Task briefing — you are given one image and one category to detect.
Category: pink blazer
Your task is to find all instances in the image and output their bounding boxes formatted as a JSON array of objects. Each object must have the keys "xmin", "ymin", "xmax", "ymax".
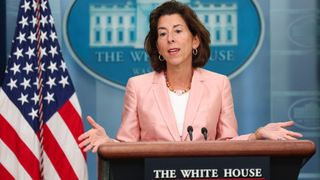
[{"xmin": 116, "ymin": 68, "xmax": 244, "ymax": 142}]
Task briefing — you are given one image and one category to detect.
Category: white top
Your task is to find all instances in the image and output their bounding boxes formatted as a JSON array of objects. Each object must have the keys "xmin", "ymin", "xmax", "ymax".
[{"xmin": 168, "ymin": 90, "xmax": 190, "ymax": 136}]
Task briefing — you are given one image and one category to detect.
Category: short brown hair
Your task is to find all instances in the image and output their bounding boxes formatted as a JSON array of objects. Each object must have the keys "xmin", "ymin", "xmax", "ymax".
[{"xmin": 144, "ymin": 0, "xmax": 211, "ymax": 72}]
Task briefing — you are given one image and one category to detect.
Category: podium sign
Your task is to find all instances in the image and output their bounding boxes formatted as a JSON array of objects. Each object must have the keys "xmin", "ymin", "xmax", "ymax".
[
  {"xmin": 145, "ymin": 157, "xmax": 269, "ymax": 179},
  {"xmin": 98, "ymin": 141, "xmax": 315, "ymax": 180}
]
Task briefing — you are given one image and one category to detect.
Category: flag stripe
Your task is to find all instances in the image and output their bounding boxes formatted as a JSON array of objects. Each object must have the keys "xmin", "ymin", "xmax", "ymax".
[
  {"xmin": 59, "ymin": 98, "xmax": 86, "ymax": 159},
  {"xmin": 0, "ymin": 139, "xmax": 32, "ymax": 180},
  {"xmin": 0, "ymin": 115, "xmax": 40, "ymax": 180},
  {"xmin": 0, "ymin": 93, "xmax": 40, "ymax": 157},
  {"xmin": 43, "ymin": 124, "xmax": 78, "ymax": 179},
  {"xmin": 0, "ymin": 0, "xmax": 87, "ymax": 178},
  {"xmin": 59, "ymin": 99, "xmax": 83, "ymax": 141},
  {"xmin": 47, "ymin": 112, "xmax": 88, "ymax": 178},
  {"xmin": 0, "ymin": 163, "xmax": 15, "ymax": 180},
  {"xmin": 43, "ymin": 152, "xmax": 60, "ymax": 179},
  {"xmin": 70, "ymin": 93, "xmax": 81, "ymax": 116}
]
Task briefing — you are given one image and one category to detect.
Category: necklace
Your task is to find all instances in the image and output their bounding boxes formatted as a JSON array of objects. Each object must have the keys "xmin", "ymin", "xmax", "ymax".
[{"xmin": 165, "ymin": 72, "xmax": 191, "ymax": 96}]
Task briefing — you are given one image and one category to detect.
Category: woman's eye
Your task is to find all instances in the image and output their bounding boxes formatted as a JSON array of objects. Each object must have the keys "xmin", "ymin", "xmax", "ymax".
[
  {"xmin": 159, "ymin": 32, "xmax": 166, "ymax": 37},
  {"xmin": 175, "ymin": 29, "xmax": 182, "ymax": 33}
]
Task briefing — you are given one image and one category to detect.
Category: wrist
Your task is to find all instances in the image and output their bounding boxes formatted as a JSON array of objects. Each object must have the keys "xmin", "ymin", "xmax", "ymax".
[
  {"xmin": 248, "ymin": 133, "xmax": 256, "ymax": 140},
  {"xmin": 254, "ymin": 127, "xmax": 263, "ymax": 140}
]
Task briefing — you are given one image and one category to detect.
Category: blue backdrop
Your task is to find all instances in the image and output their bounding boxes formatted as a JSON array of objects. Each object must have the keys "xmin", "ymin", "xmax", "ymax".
[{"xmin": 4, "ymin": 0, "xmax": 319, "ymax": 179}]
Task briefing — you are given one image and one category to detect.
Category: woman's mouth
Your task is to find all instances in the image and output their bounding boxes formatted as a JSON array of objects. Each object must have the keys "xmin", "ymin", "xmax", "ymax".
[{"xmin": 168, "ymin": 48, "xmax": 180, "ymax": 55}]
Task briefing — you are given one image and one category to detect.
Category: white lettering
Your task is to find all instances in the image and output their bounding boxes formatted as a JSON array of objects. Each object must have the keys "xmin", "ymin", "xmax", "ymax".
[
  {"xmin": 132, "ymin": 68, "xmax": 152, "ymax": 75},
  {"xmin": 255, "ymin": 169, "xmax": 262, "ymax": 177},
  {"xmin": 153, "ymin": 170, "xmax": 161, "ymax": 179},
  {"xmin": 224, "ymin": 168, "xmax": 263, "ymax": 178},
  {"xmin": 130, "ymin": 51, "xmax": 149, "ymax": 62},
  {"xmin": 191, "ymin": 169, "xmax": 200, "ymax": 178},
  {"xmin": 233, "ymin": 169, "xmax": 241, "ymax": 177},
  {"xmin": 153, "ymin": 170, "xmax": 176, "ymax": 179},
  {"xmin": 95, "ymin": 51, "xmax": 124, "ymax": 63},
  {"xmin": 224, "ymin": 169, "xmax": 233, "ymax": 177},
  {"xmin": 209, "ymin": 50, "xmax": 235, "ymax": 61},
  {"xmin": 180, "ymin": 169, "xmax": 192, "ymax": 178},
  {"xmin": 211, "ymin": 169, "xmax": 219, "ymax": 178},
  {"xmin": 180, "ymin": 169, "xmax": 219, "ymax": 178}
]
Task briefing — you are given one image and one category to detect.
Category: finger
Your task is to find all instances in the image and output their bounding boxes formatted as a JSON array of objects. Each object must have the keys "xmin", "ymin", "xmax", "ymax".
[
  {"xmin": 284, "ymin": 135, "xmax": 297, "ymax": 140},
  {"xmin": 92, "ymin": 145, "xmax": 99, "ymax": 153},
  {"xmin": 79, "ymin": 138, "xmax": 91, "ymax": 148},
  {"xmin": 286, "ymin": 130, "xmax": 303, "ymax": 138},
  {"xmin": 87, "ymin": 116, "xmax": 102, "ymax": 129},
  {"xmin": 78, "ymin": 131, "xmax": 90, "ymax": 141},
  {"xmin": 278, "ymin": 120, "xmax": 295, "ymax": 128},
  {"xmin": 83, "ymin": 144, "xmax": 93, "ymax": 152}
]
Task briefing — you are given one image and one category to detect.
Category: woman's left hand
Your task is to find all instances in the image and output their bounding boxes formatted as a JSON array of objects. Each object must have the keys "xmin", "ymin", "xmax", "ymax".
[{"xmin": 254, "ymin": 121, "xmax": 303, "ymax": 140}]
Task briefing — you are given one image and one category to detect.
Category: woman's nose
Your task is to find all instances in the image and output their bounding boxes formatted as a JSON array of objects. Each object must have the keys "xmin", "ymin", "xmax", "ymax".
[{"xmin": 167, "ymin": 32, "xmax": 175, "ymax": 43}]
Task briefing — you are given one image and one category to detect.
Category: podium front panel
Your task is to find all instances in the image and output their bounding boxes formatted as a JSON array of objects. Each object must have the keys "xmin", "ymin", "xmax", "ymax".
[{"xmin": 145, "ymin": 156, "xmax": 269, "ymax": 180}]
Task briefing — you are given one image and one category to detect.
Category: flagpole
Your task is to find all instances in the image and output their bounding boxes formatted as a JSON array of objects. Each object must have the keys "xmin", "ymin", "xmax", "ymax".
[
  {"xmin": 0, "ymin": 0, "xmax": 5, "ymax": 85},
  {"xmin": 36, "ymin": 0, "xmax": 45, "ymax": 179}
]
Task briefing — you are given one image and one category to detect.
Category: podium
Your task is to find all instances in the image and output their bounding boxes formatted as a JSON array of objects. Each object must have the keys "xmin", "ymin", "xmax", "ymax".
[{"xmin": 98, "ymin": 140, "xmax": 315, "ymax": 180}]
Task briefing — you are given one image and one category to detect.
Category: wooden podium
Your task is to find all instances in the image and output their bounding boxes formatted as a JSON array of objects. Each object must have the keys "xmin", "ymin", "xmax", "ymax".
[{"xmin": 98, "ymin": 140, "xmax": 315, "ymax": 180}]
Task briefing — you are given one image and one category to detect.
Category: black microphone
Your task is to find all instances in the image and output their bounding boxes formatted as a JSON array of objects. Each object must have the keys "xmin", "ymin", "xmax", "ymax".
[
  {"xmin": 187, "ymin": 126, "xmax": 193, "ymax": 141},
  {"xmin": 201, "ymin": 127, "xmax": 208, "ymax": 141}
]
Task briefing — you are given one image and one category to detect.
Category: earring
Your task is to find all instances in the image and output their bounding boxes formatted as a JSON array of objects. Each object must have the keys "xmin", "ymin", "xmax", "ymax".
[
  {"xmin": 159, "ymin": 54, "xmax": 165, "ymax": 61},
  {"xmin": 192, "ymin": 48, "xmax": 198, "ymax": 56}
]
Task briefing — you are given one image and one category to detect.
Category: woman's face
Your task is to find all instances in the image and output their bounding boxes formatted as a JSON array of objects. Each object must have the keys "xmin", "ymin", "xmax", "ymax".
[{"xmin": 156, "ymin": 14, "xmax": 199, "ymax": 69}]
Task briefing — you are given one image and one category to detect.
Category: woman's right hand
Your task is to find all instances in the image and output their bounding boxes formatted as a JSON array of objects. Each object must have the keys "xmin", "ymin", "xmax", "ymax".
[{"xmin": 78, "ymin": 116, "xmax": 111, "ymax": 153}]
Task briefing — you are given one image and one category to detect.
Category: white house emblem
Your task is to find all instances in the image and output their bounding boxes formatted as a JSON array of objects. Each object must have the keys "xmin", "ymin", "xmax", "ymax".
[{"xmin": 64, "ymin": 0, "xmax": 264, "ymax": 89}]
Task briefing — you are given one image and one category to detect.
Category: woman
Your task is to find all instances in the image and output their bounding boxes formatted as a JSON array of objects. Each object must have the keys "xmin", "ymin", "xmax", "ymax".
[{"xmin": 79, "ymin": 0, "xmax": 302, "ymax": 153}]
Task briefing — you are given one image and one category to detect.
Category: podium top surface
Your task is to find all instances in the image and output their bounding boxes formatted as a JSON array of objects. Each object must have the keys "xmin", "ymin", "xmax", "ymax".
[{"xmin": 98, "ymin": 140, "xmax": 315, "ymax": 159}]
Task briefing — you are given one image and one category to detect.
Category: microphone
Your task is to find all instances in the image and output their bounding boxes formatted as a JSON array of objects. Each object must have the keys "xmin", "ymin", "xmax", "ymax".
[
  {"xmin": 187, "ymin": 126, "xmax": 193, "ymax": 141},
  {"xmin": 201, "ymin": 127, "xmax": 208, "ymax": 141}
]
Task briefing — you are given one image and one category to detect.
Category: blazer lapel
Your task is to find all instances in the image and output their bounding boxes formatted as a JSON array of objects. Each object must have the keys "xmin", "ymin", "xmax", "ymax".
[
  {"xmin": 182, "ymin": 69, "xmax": 204, "ymax": 141},
  {"xmin": 152, "ymin": 72, "xmax": 181, "ymax": 141}
]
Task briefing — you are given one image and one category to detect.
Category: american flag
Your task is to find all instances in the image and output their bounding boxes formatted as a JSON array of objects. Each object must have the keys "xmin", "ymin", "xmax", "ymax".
[{"xmin": 0, "ymin": 0, "xmax": 88, "ymax": 179}]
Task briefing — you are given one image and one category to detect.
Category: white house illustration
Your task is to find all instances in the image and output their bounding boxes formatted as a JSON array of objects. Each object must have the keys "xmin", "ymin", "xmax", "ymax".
[
  {"xmin": 293, "ymin": 102, "xmax": 320, "ymax": 119},
  {"xmin": 89, "ymin": 0, "xmax": 238, "ymax": 48}
]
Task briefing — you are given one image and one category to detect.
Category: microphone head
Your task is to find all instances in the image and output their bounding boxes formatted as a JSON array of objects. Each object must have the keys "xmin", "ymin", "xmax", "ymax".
[
  {"xmin": 201, "ymin": 127, "xmax": 208, "ymax": 141},
  {"xmin": 201, "ymin": 127, "xmax": 208, "ymax": 134}
]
